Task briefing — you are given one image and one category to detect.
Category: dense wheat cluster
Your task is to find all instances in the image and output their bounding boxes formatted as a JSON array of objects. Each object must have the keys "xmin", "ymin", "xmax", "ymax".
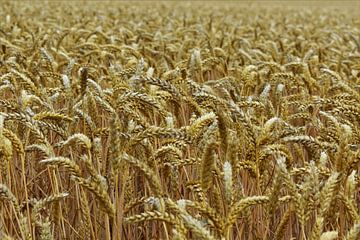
[{"xmin": 0, "ymin": 1, "xmax": 359, "ymax": 239}]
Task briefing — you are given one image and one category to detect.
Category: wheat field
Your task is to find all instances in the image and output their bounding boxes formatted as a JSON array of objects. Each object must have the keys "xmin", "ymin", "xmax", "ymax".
[{"xmin": 0, "ymin": 1, "xmax": 359, "ymax": 239}]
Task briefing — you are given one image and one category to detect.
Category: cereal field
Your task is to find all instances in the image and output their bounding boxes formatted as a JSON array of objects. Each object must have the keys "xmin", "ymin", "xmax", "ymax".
[{"xmin": 0, "ymin": 1, "xmax": 359, "ymax": 239}]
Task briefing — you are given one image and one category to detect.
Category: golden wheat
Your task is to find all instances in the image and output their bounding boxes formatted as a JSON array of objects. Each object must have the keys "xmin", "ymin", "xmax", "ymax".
[{"xmin": 0, "ymin": 1, "xmax": 359, "ymax": 239}]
